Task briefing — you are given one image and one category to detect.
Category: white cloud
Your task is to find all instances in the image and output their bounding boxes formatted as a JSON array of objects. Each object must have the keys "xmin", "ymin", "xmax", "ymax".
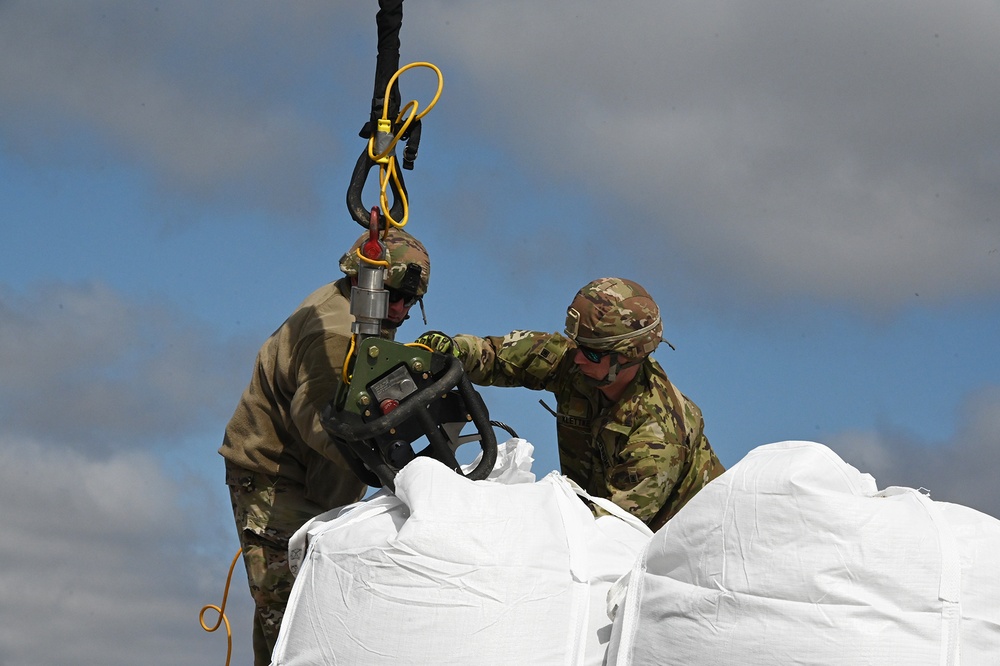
[
  {"xmin": 4, "ymin": 1, "xmax": 998, "ymax": 307},
  {"xmin": 828, "ymin": 384, "xmax": 1000, "ymax": 519},
  {"xmin": 0, "ymin": 281, "xmax": 252, "ymax": 453},
  {"xmin": 0, "ymin": 437, "xmax": 254, "ymax": 666},
  {"xmin": 0, "ymin": 279, "xmax": 259, "ymax": 663},
  {"xmin": 409, "ymin": 1, "xmax": 1000, "ymax": 309},
  {"xmin": 0, "ymin": 1, "xmax": 370, "ymax": 219}
]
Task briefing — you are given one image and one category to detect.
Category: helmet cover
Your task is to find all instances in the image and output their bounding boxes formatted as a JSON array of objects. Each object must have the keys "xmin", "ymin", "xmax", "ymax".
[
  {"xmin": 564, "ymin": 277, "xmax": 662, "ymax": 359},
  {"xmin": 339, "ymin": 227, "xmax": 430, "ymax": 296}
]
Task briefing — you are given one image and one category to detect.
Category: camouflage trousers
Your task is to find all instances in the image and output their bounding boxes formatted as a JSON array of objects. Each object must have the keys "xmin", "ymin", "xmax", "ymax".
[{"xmin": 226, "ymin": 462, "xmax": 326, "ymax": 666}]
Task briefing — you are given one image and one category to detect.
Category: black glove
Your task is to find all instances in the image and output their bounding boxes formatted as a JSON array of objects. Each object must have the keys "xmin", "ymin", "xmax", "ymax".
[{"xmin": 414, "ymin": 330, "xmax": 461, "ymax": 358}]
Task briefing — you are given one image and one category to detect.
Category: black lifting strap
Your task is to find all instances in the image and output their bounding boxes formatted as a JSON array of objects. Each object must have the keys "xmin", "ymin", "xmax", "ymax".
[
  {"xmin": 364, "ymin": 0, "xmax": 403, "ymax": 137},
  {"xmin": 347, "ymin": 0, "xmax": 411, "ymax": 228},
  {"xmin": 370, "ymin": 0, "xmax": 421, "ymax": 169}
]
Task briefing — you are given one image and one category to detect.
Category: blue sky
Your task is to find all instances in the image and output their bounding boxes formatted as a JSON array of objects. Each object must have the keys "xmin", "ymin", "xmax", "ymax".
[{"xmin": 2, "ymin": 2, "xmax": 999, "ymax": 664}]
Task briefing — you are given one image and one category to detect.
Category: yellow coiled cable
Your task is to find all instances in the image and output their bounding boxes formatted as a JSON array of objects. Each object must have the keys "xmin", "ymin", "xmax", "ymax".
[
  {"xmin": 199, "ymin": 547, "xmax": 243, "ymax": 666},
  {"xmin": 367, "ymin": 61, "xmax": 444, "ymax": 229}
]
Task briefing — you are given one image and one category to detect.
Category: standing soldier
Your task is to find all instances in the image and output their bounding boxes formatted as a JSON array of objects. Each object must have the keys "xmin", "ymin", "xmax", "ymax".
[
  {"xmin": 417, "ymin": 277, "xmax": 723, "ymax": 530},
  {"xmin": 220, "ymin": 227, "xmax": 431, "ymax": 666}
]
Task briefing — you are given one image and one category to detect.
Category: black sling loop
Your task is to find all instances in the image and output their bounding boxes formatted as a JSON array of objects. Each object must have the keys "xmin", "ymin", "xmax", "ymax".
[{"xmin": 347, "ymin": 0, "xmax": 419, "ymax": 229}]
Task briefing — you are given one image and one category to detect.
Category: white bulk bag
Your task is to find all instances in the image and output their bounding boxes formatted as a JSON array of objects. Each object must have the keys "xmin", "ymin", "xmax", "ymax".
[
  {"xmin": 607, "ymin": 440, "xmax": 1000, "ymax": 666},
  {"xmin": 272, "ymin": 439, "xmax": 653, "ymax": 666}
]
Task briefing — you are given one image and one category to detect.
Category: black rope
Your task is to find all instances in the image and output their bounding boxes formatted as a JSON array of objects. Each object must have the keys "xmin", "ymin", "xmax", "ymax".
[
  {"xmin": 362, "ymin": 0, "xmax": 404, "ymax": 138},
  {"xmin": 347, "ymin": 0, "xmax": 408, "ymax": 228}
]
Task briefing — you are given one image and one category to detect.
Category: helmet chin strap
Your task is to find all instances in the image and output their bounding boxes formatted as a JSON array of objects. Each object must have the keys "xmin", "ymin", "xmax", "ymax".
[
  {"xmin": 581, "ymin": 364, "xmax": 617, "ymax": 388},
  {"xmin": 605, "ymin": 356, "xmax": 621, "ymax": 383}
]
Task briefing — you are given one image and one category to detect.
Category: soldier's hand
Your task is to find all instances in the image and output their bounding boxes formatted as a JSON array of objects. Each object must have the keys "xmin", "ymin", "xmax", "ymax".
[{"xmin": 414, "ymin": 330, "xmax": 461, "ymax": 358}]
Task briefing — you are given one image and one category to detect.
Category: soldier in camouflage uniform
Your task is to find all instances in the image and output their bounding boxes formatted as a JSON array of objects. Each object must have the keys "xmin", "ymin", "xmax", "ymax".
[
  {"xmin": 417, "ymin": 277, "xmax": 724, "ymax": 531},
  {"xmin": 219, "ymin": 227, "xmax": 431, "ymax": 666}
]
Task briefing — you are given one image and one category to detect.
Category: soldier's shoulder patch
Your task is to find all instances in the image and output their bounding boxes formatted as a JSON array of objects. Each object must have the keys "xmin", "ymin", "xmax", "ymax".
[{"xmin": 537, "ymin": 333, "xmax": 571, "ymax": 363}]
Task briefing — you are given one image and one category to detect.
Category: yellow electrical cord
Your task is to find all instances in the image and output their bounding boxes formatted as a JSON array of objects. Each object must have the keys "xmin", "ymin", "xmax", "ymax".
[
  {"xmin": 367, "ymin": 61, "xmax": 444, "ymax": 229},
  {"xmin": 354, "ymin": 246, "xmax": 391, "ymax": 269},
  {"xmin": 342, "ymin": 333, "xmax": 358, "ymax": 384},
  {"xmin": 200, "ymin": 547, "xmax": 244, "ymax": 666}
]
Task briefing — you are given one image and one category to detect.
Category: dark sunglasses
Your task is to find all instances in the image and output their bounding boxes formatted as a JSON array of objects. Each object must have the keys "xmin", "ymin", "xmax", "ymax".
[
  {"xmin": 578, "ymin": 346, "xmax": 610, "ymax": 363},
  {"xmin": 387, "ymin": 288, "xmax": 419, "ymax": 308}
]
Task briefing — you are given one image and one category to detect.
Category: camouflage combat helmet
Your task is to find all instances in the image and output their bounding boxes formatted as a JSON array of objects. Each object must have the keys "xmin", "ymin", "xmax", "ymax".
[
  {"xmin": 339, "ymin": 227, "xmax": 430, "ymax": 296},
  {"xmin": 565, "ymin": 277, "xmax": 662, "ymax": 360}
]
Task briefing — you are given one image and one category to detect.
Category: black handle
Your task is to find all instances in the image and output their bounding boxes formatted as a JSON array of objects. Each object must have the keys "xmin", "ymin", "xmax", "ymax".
[{"xmin": 323, "ymin": 354, "xmax": 498, "ymax": 490}]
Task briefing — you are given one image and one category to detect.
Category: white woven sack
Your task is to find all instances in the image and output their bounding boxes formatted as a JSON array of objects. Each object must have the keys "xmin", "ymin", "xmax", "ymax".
[
  {"xmin": 272, "ymin": 439, "xmax": 652, "ymax": 666},
  {"xmin": 607, "ymin": 440, "xmax": 1000, "ymax": 666}
]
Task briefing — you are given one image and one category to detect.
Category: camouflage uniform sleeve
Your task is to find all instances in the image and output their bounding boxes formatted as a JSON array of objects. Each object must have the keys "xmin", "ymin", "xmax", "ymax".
[{"xmin": 452, "ymin": 331, "xmax": 571, "ymax": 392}]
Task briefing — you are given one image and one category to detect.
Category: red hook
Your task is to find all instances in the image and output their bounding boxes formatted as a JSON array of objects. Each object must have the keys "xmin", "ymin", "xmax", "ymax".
[{"xmin": 362, "ymin": 206, "xmax": 385, "ymax": 260}]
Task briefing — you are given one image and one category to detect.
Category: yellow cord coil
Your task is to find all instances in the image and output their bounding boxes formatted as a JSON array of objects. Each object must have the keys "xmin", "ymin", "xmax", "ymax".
[
  {"xmin": 342, "ymin": 333, "xmax": 358, "ymax": 384},
  {"xmin": 199, "ymin": 547, "xmax": 244, "ymax": 666},
  {"xmin": 367, "ymin": 61, "xmax": 443, "ymax": 229}
]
